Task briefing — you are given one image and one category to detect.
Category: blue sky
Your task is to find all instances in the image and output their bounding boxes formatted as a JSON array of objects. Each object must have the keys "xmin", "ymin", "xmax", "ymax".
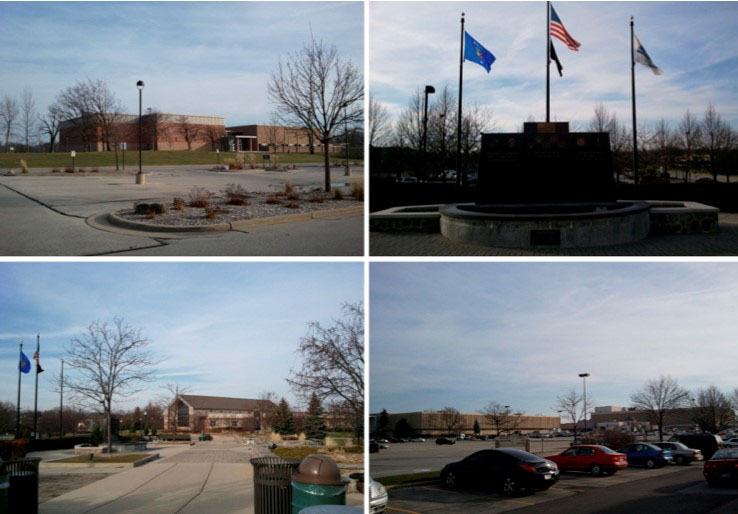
[
  {"xmin": 0, "ymin": 262, "xmax": 363, "ymax": 413},
  {"xmin": 370, "ymin": 263, "xmax": 738, "ymax": 417},
  {"xmin": 0, "ymin": 1, "xmax": 363, "ymax": 127},
  {"xmin": 370, "ymin": 1, "xmax": 738, "ymax": 133}
]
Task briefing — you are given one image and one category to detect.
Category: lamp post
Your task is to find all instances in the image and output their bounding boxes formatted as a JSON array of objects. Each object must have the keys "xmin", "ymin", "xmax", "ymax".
[
  {"xmin": 342, "ymin": 101, "xmax": 350, "ymax": 176},
  {"xmin": 422, "ymin": 85, "xmax": 435, "ymax": 182},
  {"xmin": 579, "ymin": 373, "xmax": 590, "ymax": 433},
  {"xmin": 136, "ymin": 80, "xmax": 144, "ymax": 178}
]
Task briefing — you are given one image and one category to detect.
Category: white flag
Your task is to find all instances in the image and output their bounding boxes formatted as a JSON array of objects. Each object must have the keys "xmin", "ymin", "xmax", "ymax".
[{"xmin": 633, "ymin": 33, "xmax": 663, "ymax": 75}]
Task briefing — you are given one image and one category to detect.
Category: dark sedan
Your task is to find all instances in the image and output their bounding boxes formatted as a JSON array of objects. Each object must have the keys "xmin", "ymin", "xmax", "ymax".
[
  {"xmin": 441, "ymin": 448, "xmax": 559, "ymax": 496},
  {"xmin": 704, "ymin": 448, "xmax": 738, "ymax": 486},
  {"xmin": 435, "ymin": 437, "xmax": 455, "ymax": 445}
]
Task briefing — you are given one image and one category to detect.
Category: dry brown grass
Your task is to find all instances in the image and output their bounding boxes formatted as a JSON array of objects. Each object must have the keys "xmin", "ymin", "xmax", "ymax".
[
  {"xmin": 351, "ymin": 179, "xmax": 364, "ymax": 201},
  {"xmin": 172, "ymin": 198, "xmax": 186, "ymax": 211},
  {"xmin": 265, "ymin": 196, "xmax": 282, "ymax": 205},
  {"xmin": 333, "ymin": 188, "xmax": 344, "ymax": 200}
]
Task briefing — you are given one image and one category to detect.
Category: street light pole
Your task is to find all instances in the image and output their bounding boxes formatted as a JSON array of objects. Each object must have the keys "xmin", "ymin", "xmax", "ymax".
[
  {"xmin": 342, "ymin": 101, "xmax": 350, "ymax": 176},
  {"xmin": 59, "ymin": 359, "xmax": 64, "ymax": 437},
  {"xmin": 579, "ymin": 373, "xmax": 590, "ymax": 433},
  {"xmin": 136, "ymin": 81, "xmax": 144, "ymax": 176},
  {"xmin": 422, "ymin": 85, "xmax": 435, "ymax": 182}
]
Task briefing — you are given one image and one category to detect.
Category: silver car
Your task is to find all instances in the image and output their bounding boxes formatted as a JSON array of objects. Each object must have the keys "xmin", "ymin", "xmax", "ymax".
[
  {"xmin": 652, "ymin": 441, "xmax": 703, "ymax": 465},
  {"xmin": 369, "ymin": 476, "xmax": 388, "ymax": 513}
]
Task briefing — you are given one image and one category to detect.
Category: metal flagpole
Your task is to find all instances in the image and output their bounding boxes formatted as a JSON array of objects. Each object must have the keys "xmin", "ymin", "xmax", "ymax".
[
  {"xmin": 16, "ymin": 342, "xmax": 23, "ymax": 439},
  {"xmin": 60, "ymin": 359, "xmax": 64, "ymax": 437},
  {"xmin": 546, "ymin": 1, "xmax": 551, "ymax": 122},
  {"xmin": 456, "ymin": 12, "xmax": 465, "ymax": 187},
  {"xmin": 630, "ymin": 16, "xmax": 639, "ymax": 190},
  {"xmin": 33, "ymin": 334, "xmax": 40, "ymax": 439}
]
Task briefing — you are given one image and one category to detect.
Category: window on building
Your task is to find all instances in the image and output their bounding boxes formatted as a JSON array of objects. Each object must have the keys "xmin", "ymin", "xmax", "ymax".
[
  {"xmin": 177, "ymin": 403, "xmax": 189, "ymax": 427},
  {"xmin": 231, "ymin": 421, "xmax": 238, "ymax": 428},
  {"xmin": 210, "ymin": 419, "xmax": 217, "ymax": 427}
]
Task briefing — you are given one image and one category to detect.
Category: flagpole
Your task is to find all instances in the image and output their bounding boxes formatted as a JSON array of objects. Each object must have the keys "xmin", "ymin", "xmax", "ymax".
[
  {"xmin": 33, "ymin": 333, "xmax": 40, "ymax": 439},
  {"xmin": 630, "ymin": 16, "xmax": 638, "ymax": 190},
  {"xmin": 456, "ymin": 12, "xmax": 465, "ymax": 187},
  {"xmin": 60, "ymin": 359, "xmax": 64, "ymax": 437},
  {"xmin": 546, "ymin": 1, "xmax": 551, "ymax": 122},
  {"xmin": 16, "ymin": 342, "xmax": 23, "ymax": 439}
]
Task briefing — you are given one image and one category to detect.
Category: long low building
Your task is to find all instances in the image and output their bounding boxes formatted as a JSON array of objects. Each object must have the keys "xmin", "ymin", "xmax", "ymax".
[{"xmin": 370, "ymin": 411, "xmax": 561, "ymax": 436}]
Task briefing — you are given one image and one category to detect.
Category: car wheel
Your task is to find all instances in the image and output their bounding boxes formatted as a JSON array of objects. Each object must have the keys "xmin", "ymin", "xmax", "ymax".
[
  {"xmin": 675, "ymin": 455, "xmax": 686, "ymax": 466},
  {"xmin": 591, "ymin": 464, "xmax": 602, "ymax": 477},
  {"xmin": 502, "ymin": 475, "xmax": 519, "ymax": 496},
  {"xmin": 443, "ymin": 471, "xmax": 457, "ymax": 488},
  {"xmin": 646, "ymin": 459, "xmax": 656, "ymax": 469}
]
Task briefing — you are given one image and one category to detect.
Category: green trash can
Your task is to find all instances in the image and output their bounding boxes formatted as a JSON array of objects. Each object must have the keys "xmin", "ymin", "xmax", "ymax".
[
  {"xmin": 0, "ymin": 473, "xmax": 9, "ymax": 514},
  {"xmin": 291, "ymin": 455, "xmax": 347, "ymax": 514},
  {"xmin": 199, "ymin": 435, "xmax": 206, "ymax": 441}
]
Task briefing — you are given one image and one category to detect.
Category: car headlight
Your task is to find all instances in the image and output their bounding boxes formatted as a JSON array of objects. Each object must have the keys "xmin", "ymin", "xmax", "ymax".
[{"xmin": 545, "ymin": 459, "xmax": 558, "ymax": 470}]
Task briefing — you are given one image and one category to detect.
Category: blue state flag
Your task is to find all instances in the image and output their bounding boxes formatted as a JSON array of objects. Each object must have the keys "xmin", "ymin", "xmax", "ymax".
[
  {"xmin": 19, "ymin": 351, "xmax": 31, "ymax": 374},
  {"xmin": 464, "ymin": 31, "xmax": 496, "ymax": 73}
]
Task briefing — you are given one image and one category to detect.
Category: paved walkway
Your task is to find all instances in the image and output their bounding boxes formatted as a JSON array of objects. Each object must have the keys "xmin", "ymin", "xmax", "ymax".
[
  {"xmin": 39, "ymin": 441, "xmax": 363, "ymax": 514},
  {"xmin": 371, "ymin": 213, "xmax": 738, "ymax": 256},
  {"xmin": 0, "ymin": 166, "xmax": 363, "ymax": 256}
]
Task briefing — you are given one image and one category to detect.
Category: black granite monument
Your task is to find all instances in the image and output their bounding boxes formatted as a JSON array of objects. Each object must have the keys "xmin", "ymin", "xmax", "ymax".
[{"xmin": 477, "ymin": 122, "xmax": 616, "ymax": 204}]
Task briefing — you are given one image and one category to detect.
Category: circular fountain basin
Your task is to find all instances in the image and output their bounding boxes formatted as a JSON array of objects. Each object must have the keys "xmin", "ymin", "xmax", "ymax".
[{"xmin": 440, "ymin": 201, "xmax": 651, "ymax": 248}]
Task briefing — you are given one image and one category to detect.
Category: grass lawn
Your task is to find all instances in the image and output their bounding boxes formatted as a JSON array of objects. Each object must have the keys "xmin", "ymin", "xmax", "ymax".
[
  {"xmin": 272, "ymin": 446, "xmax": 363, "ymax": 461},
  {"xmin": 375, "ymin": 471, "xmax": 441, "ymax": 487},
  {"xmin": 54, "ymin": 453, "xmax": 153, "ymax": 463},
  {"xmin": 0, "ymin": 151, "xmax": 362, "ymax": 169}
]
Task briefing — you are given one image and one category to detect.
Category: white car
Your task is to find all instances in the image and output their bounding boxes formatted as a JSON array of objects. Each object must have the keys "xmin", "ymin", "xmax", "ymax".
[
  {"xmin": 722, "ymin": 437, "xmax": 738, "ymax": 448},
  {"xmin": 410, "ymin": 437, "xmax": 425, "ymax": 442}
]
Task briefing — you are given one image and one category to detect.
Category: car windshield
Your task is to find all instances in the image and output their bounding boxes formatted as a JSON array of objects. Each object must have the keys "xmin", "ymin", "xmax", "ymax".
[
  {"xmin": 712, "ymin": 449, "xmax": 738, "ymax": 460},
  {"xmin": 498, "ymin": 449, "xmax": 541, "ymax": 463},
  {"xmin": 598, "ymin": 446, "xmax": 618, "ymax": 454}
]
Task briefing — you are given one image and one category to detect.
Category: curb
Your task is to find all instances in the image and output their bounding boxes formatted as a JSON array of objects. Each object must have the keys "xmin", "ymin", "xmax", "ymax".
[
  {"xmin": 40, "ymin": 453, "xmax": 159, "ymax": 468},
  {"xmin": 106, "ymin": 205, "xmax": 363, "ymax": 233}
]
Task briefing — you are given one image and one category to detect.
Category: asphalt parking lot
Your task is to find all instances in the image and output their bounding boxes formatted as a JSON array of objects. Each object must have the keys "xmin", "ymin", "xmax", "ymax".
[
  {"xmin": 372, "ymin": 439, "xmax": 718, "ymax": 513},
  {"xmin": 0, "ymin": 164, "xmax": 364, "ymax": 256}
]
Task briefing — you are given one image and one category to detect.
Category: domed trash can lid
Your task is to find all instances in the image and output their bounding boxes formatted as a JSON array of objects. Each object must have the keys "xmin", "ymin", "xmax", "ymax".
[{"xmin": 293, "ymin": 455, "xmax": 346, "ymax": 486}]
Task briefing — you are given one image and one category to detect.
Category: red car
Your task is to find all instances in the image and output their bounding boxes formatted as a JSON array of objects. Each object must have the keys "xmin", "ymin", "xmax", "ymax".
[
  {"xmin": 704, "ymin": 448, "xmax": 738, "ymax": 486},
  {"xmin": 546, "ymin": 445, "xmax": 628, "ymax": 476}
]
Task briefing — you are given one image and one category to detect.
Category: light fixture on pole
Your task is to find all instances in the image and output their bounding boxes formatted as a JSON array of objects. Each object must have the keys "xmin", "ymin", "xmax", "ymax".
[
  {"xmin": 136, "ymin": 80, "xmax": 144, "ymax": 179},
  {"xmin": 422, "ymin": 85, "xmax": 435, "ymax": 182},
  {"xmin": 342, "ymin": 101, "xmax": 351, "ymax": 177},
  {"xmin": 579, "ymin": 373, "xmax": 590, "ymax": 432}
]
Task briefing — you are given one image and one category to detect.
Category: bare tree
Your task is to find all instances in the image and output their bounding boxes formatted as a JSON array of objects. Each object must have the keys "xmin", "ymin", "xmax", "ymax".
[
  {"xmin": 63, "ymin": 318, "xmax": 157, "ymax": 454},
  {"xmin": 702, "ymin": 104, "xmax": 731, "ymax": 181},
  {"xmin": 589, "ymin": 103, "xmax": 616, "ymax": 133},
  {"xmin": 0, "ymin": 95, "xmax": 20, "ymax": 152},
  {"xmin": 159, "ymin": 383, "xmax": 192, "ymax": 438},
  {"xmin": 556, "ymin": 389, "xmax": 583, "ymax": 441},
  {"xmin": 481, "ymin": 402, "xmax": 523, "ymax": 436},
  {"xmin": 56, "ymin": 81, "xmax": 96, "ymax": 151},
  {"xmin": 204, "ymin": 125, "xmax": 224, "ymax": 151},
  {"xmin": 38, "ymin": 103, "xmax": 63, "ymax": 152},
  {"xmin": 428, "ymin": 86, "xmax": 457, "ymax": 182},
  {"xmin": 691, "ymin": 385, "xmax": 735, "ymax": 434},
  {"xmin": 145, "ymin": 109, "xmax": 168, "ymax": 150},
  {"xmin": 177, "ymin": 115, "xmax": 201, "ymax": 150},
  {"xmin": 394, "ymin": 88, "xmax": 423, "ymax": 153},
  {"xmin": 20, "ymin": 88, "xmax": 36, "ymax": 152},
  {"xmin": 287, "ymin": 302, "xmax": 363, "ymax": 421},
  {"xmin": 268, "ymin": 36, "xmax": 363, "ymax": 192},
  {"xmin": 458, "ymin": 103, "xmax": 495, "ymax": 184},
  {"xmin": 678, "ymin": 109, "xmax": 702, "ymax": 183},
  {"xmin": 369, "ymin": 94, "xmax": 390, "ymax": 147},
  {"xmin": 263, "ymin": 117, "xmax": 284, "ymax": 153},
  {"xmin": 439, "ymin": 407, "xmax": 462, "ymax": 435},
  {"xmin": 630, "ymin": 375, "xmax": 688, "ymax": 441},
  {"xmin": 258, "ymin": 391, "xmax": 279, "ymax": 432},
  {"xmin": 653, "ymin": 119, "xmax": 674, "ymax": 176}
]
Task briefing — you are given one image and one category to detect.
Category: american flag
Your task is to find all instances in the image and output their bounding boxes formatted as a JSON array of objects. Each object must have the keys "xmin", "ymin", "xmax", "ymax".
[
  {"xmin": 33, "ymin": 350, "xmax": 44, "ymax": 373},
  {"xmin": 550, "ymin": 5, "xmax": 581, "ymax": 52}
]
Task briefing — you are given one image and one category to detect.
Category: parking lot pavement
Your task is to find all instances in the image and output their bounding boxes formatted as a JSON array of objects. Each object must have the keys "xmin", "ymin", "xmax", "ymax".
[
  {"xmin": 386, "ymin": 483, "xmax": 576, "ymax": 514},
  {"xmin": 0, "ymin": 167, "xmax": 364, "ymax": 256},
  {"xmin": 384, "ymin": 465, "xmax": 702, "ymax": 514}
]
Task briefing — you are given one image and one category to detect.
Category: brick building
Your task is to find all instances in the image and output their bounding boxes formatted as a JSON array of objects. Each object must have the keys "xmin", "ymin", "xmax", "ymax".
[
  {"xmin": 225, "ymin": 124, "xmax": 341, "ymax": 153},
  {"xmin": 370, "ymin": 411, "xmax": 560, "ymax": 437},
  {"xmin": 163, "ymin": 394, "xmax": 276, "ymax": 433},
  {"xmin": 59, "ymin": 113, "xmax": 225, "ymax": 152}
]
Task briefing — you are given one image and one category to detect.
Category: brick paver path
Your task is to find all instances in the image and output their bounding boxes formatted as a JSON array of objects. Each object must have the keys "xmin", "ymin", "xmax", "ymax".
[
  {"xmin": 371, "ymin": 212, "xmax": 738, "ymax": 256},
  {"xmin": 163, "ymin": 440, "xmax": 273, "ymax": 463}
]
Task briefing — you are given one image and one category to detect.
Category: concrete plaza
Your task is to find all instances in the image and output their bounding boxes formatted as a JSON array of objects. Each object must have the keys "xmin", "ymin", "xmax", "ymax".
[
  {"xmin": 38, "ymin": 440, "xmax": 364, "ymax": 513},
  {"xmin": 0, "ymin": 164, "xmax": 364, "ymax": 256}
]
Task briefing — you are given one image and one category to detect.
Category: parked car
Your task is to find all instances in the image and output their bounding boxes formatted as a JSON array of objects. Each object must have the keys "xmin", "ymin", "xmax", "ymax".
[
  {"xmin": 721, "ymin": 437, "xmax": 738, "ymax": 448},
  {"xmin": 398, "ymin": 176, "xmax": 418, "ymax": 183},
  {"xmin": 441, "ymin": 448, "xmax": 558, "ymax": 496},
  {"xmin": 704, "ymin": 448, "xmax": 738, "ymax": 487},
  {"xmin": 436, "ymin": 437, "xmax": 455, "ymax": 445},
  {"xmin": 546, "ymin": 445, "xmax": 628, "ymax": 476},
  {"xmin": 652, "ymin": 441, "xmax": 703, "ymax": 465},
  {"xmin": 410, "ymin": 437, "xmax": 426, "ymax": 442},
  {"xmin": 369, "ymin": 476, "xmax": 388, "ymax": 513},
  {"xmin": 669, "ymin": 433, "xmax": 723, "ymax": 459},
  {"xmin": 617, "ymin": 443, "xmax": 673, "ymax": 468}
]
